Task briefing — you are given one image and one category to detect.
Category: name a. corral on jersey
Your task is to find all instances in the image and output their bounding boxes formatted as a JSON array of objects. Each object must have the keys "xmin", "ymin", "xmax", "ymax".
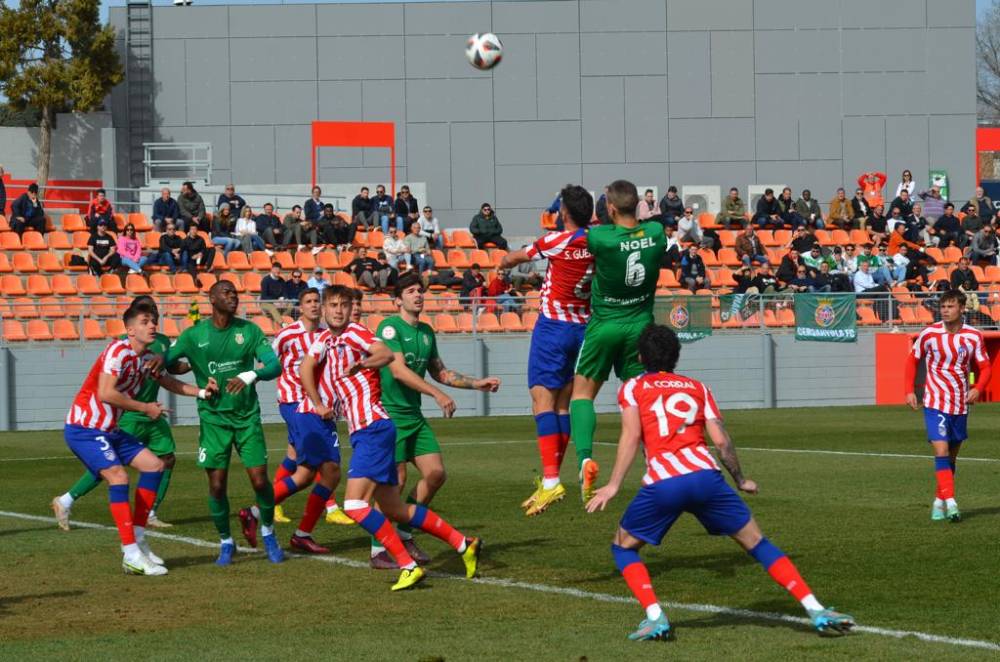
[
  {"xmin": 619, "ymin": 237, "xmax": 656, "ymax": 252},
  {"xmin": 643, "ymin": 379, "xmax": 696, "ymax": 391}
]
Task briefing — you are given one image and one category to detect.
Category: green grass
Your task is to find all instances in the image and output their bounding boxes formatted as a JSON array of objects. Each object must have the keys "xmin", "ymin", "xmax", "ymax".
[{"xmin": 2, "ymin": 406, "xmax": 1000, "ymax": 660}]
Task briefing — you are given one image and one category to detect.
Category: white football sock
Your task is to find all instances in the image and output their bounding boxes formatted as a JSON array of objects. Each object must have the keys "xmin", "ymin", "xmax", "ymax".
[
  {"xmin": 261, "ymin": 524, "xmax": 274, "ymax": 537},
  {"xmin": 326, "ymin": 504, "xmax": 340, "ymax": 514},
  {"xmin": 123, "ymin": 543, "xmax": 141, "ymax": 559},
  {"xmin": 293, "ymin": 528, "xmax": 309, "ymax": 538},
  {"xmin": 945, "ymin": 497, "xmax": 958, "ymax": 508},
  {"xmin": 250, "ymin": 505, "xmax": 260, "ymax": 519},
  {"xmin": 542, "ymin": 477, "xmax": 560, "ymax": 489},
  {"xmin": 645, "ymin": 603, "xmax": 663, "ymax": 621},
  {"xmin": 134, "ymin": 525, "xmax": 146, "ymax": 542},
  {"xmin": 801, "ymin": 594, "xmax": 824, "ymax": 612},
  {"xmin": 220, "ymin": 536, "xmax": 234, "ymax": 546},
  {"xmin": 371, "ymin": 542, "xmax": 386, "ymax": 556},
  {"xmin": 57, "ymin": 493, "xmax": 74, "ymax": 509}
]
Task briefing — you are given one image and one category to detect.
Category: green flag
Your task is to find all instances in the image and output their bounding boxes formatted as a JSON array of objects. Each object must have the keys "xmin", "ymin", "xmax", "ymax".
[
  {"xmin": 718, "ymin": 293, "xmax": 759, "ymax": 325},
  {"xmin": 655, "ymin": 295, "xmax": 712, "ymax": 343},
  {"xmin": 794, "ymin": 293, "xmax": 857, "ymax": 342}
]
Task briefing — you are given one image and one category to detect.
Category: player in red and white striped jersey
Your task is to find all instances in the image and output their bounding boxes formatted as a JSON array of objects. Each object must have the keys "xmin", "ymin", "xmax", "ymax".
[
  {"xmin": 300, "ymin": 285, "xmax": 482, "ymax": 591},
  {"xmin": 904, "ymin": 289, "xmax": 992, "ymax": 521},
  {"xmin": 501, "ymin": 185, "xmax": 595, "ymax": 515},
  {"xmin": 586, "ymin": 324, "xmax": 853, "ymax": 641},
  {"xmin": 66, "ymin": 339, "xmax": 147, "ymax": 431}
]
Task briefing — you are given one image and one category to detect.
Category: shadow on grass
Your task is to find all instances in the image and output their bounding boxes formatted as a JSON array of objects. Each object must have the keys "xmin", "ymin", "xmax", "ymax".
[
  {"xmin": 0, "ymin": 526, "xmax": 52, "ymax": 538},
  {"xmin": 0, "ymin": 590, "xmax": 86, "ymax": 615},
  {"xmin": 673, "ymin": 598, "xmax": 813, "ymax": 634},
  {"xmin": 957, "ymin": 505, "xmax": 1000, "ymax": 521},
  {"xmin": 567, "ymin": 552, "xmax": 753, "ymax": 585}
]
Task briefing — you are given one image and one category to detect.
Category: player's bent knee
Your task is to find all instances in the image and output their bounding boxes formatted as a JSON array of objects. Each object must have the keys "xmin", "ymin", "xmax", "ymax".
[
  {"xmin": 426, "ymin": 467, "xmax": 447, "ymax": 489},
  {"xmin": 613, "ymin": 527, "xmax": 643, "ymax": 548},
  {"xmin": 102, "ymin": 465, "xmax": 129, "ymax": 485},
  {"xmin": 730, "ymin": 518, "xmax": 764, "ymax": 551},
  {"xmin": 161, "ymin": 453, "xmax": 176, "ymax": 469}
]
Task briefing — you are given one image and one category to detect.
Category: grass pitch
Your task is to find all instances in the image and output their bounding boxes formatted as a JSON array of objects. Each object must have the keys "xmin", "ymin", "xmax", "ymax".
[{"xmin": 1, "ymin": 405, "xmax": 999, "ymax": 660}]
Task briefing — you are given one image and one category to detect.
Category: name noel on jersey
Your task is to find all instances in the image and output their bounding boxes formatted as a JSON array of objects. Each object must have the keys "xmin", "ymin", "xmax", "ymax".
[{"xmin": 619, "ymin": 236, "xmax": 655, "ymax": 252}]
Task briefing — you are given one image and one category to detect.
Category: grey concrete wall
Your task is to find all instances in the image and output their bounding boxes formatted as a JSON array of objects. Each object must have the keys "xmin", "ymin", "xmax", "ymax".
[
  {"xmin": 0, "ymin": 112, "xmax": 110, "ymax": 181},
  {"xmin": 106, "ymin": 0, "xmax": 977, "ymax": 236},
  {"xmin": 3, "ymin": 331, "xmax": 874, "ymax": 431}
]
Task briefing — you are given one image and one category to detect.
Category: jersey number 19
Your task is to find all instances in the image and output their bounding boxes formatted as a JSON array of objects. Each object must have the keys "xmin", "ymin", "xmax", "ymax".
[{"xmin": 650, "ymin": 392, "xmax": 698, "ymax": 437}]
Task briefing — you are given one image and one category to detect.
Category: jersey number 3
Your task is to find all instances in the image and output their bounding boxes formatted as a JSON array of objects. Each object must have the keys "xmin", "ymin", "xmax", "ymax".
[{"xmin": 650, "ymin": 392, "xmax": 699, "ymax": 437}]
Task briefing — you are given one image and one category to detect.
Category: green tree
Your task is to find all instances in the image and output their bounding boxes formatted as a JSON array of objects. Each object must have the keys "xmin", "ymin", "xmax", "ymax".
[{"xmin": 0, "ymin": 0, "xmax": 122, "ymax": 187}]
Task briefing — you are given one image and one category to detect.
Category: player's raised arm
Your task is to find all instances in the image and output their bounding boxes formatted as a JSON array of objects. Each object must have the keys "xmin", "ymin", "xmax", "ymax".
[
  {"xmin": 97, "ymin": 372, "xmax": 165, "ymax": 420},
  {"xmin": 348, "ymin": 339, "xmax": 394, "ymax": 375},
  {"xmin": 585, "ymin": 405, "xmax": 642, "ymax": 513},
  {"xmin": 706, "ymin": 419, "xmax": 757, "ymax": 495},
  {"xmin": 499, "ymin": 246, "xmax": 532, "ymax": 269},
  {"xmin": 428, "ymin": 356, "xmax": 501, "ymax": 393}
]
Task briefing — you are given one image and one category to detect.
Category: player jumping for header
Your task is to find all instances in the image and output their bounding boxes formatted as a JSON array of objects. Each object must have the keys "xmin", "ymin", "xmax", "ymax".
[
  {"xmin": 300, "ymin": 285, "xmax": 482, "ymax": 591},
  {"xmin": 164, "ymin": 280, "xmax": 283, "ymax": 566},
  {"xmin": 369, "ymin": 272, "xmax": 500, "ymax": 567},
  {"xmin": 587, "ymin": 324, "xmax": 855, "ymax": 641},
  {"xmin": 571, "ymin": 179, "xmax": 666, "ymax": 504},
  {"xmin": 501, "ymin": 184, "xmax": 594, "ymax": 515},
  {"xmin": 904, "ymin": 289, "xmax": 991, "ymax": 522},
  {"xmin": 63, "ymin": 300, "xmax": 217, "ymax": 575}
]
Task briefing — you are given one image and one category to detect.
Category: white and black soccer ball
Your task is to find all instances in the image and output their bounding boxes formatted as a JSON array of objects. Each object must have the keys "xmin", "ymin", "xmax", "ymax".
[{"xmin": 465, "ymin": 33, "xmax": 503, "ymax": 70}]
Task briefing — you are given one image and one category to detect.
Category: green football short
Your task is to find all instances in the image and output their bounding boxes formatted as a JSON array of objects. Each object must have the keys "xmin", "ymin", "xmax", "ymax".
[
  {"xmin": 197, "ymin": 419, "xmax": 268, "ymax": 470},
  {"xmin": 393, "ymin": 416, "xmax": 441, "ymax": 463},
  {"xmin": 574, "ymin": 314, "xmax": 652, "ymax": 383},
  {"xmin": 118, "ymin": 416, "xmax": 176, "ymax": 456}
]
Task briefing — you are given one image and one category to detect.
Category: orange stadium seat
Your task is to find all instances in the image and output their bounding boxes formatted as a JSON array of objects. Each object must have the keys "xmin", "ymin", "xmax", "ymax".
[
  {"xmin": 717, "ymin": 230, "xmax": 736, "ymax": 247},
  {"xmin": 99, "ymin": 274, "xmax": 125, "ymax": 295},
  {"xmin": 366, "ymin": 314, "xmax": 385, "ymax": 330},
  {"xmin": 105, "ymin": 319, "xmax": 126, "ymax": 338},
  {"xmin": 500, "ymin": 312, "xmax": 525, "ymax": 331},
  {"xmin": 244, "ymin": 272, "xmax": 262, "ymax": 293},
  {"xmin": 450, "ymin": 230, "xmax": 476, "ymax": 249},
  {"xmin": 468, "ymin": 249, "xmax": 490, "ymax": 267},
  {"xmin": 942, "ymin": 247, "xmax": 963, "ymax": 264},
  {"xmin": 220, "ymin": 273, "xmax": 244, "ymax": 292},
  {"xmin": 112, "ymin": 213, "xmax": 126, "ymax": 231},
  {"xmin": 2, "ymin": 274, "xmax": 26, "ymax": 296},
  {"xmin": 53, "ymin": 319, "xmax": 81, "ymax": 341},
  {"xmin": 455, "ymin": 313, "xmax": 474, "ymax": 333},
  {"xmin": 447, "ymin": 250, "xmax": 471, "ymax": 269},
  {"xmin": 13, "ymin": 297, "xmax": 39, "ymax": 319},
  {"xmin": 3, "ymin": 320, "xmax": 27, "ymax": 342},
  {"xmin": 272, "ymin": 252, "xmax": 294, "ymax": 270},
  {"xmin": 440, "ymin": 292, "xmax": 462, "ymax": 312},
  {"xmin": 522, "ymin": 311, "xmax": 538, "ymax": 330},
  {"xmin": 657, "ymin": 269, "xmax": 679, "ymax": 289},
  {"xmin": 89, "ymin": 297, "xmax": 116, "ymax": 317},
  {"xmin": 128, "ymin": 213, "xmax": 153, "ymax": 232},
  {"xmin": 27, "ymin": 320, "xmax": 53, "ymax": 341},
  {"xmin": 22, "ymin": 232, "xmax": 46, "ymax": 250},
  {"xmin": 162, "ymin": 317, "xmax": 181, "ymax": 338},
  {"xmin": 27, "ymin": 275, "xmax": 52, "ymax": 296},
  {"xmin": 142, "ymin": 231, "xmax": 161, "ymax": 250},
  {"xmin": 1, "ymin": 232, "xmax": 23, "ymax": 250},
  {"xmin": 699, "ymin": 249, "xmax": 719, "ymax": 267},
  {"xmin": 316, "ymin": 251, "xmax": 339, "ymax": 270},
  {"xmin": 816, "ymin": 230, "xmax": 834, "ymax": 246},
  {"xmin": 477, "ymin": 313, "xmax": 502, "ymax": 332},
  {"xmin": 295, "ymin": 251, "xmax": 316, "ymax": 271},
  {"xmin": 125, "ymin": 274, "xmax": 151, "ymax": 294},
  {"xmin": 38, "ymin": 253, "xmax": 63, "ymax": 273},
  {"xmin": 850, "ymin": 229, "xmax": 870, "ymax": 245},
  {"xmin": 150, "ymin": 273, "xmax": 175, "ymax": 294},
  {"xmin": 435, "ymin": 314, "xmax": 458, "ymax": 333},
  {"xmin": 251, "ymin": 251, "xmax": 273, "ymax": 271},
  {"xmin": 758, "ymin": 231, "xmax": 776, "ymax": 247},
  {"xmin": 830, "ymin": 229, "xmax": 850, "ymax": 245},
  {"xmin": 773, "ymin": 230, "xmax": 792, "ymax": 246},
  {"xmin": 333, "ymin": 271, "xmax": 354, "ymax": 287},
  {"xmin": 61, "ymin": 214, "xmax": 86, "ymax": 232},
  {"xmin": 72, "ymin": 231, "xmax": 91, "ymax": 250},
  {"xmin": 0, "ymin": 215, "xmax": 7, "ymax": 232},
  {"xmin": 367, "ymin": 231, "xmax": 385, "ymax": 249},
  {"xmin": 61, "ymin": 297, "xmax": 85, "ymax": 318},
  {"xmin": 198, "ymin": 273, "xmax": 218, "ymax": 292},
  {"xmin": 858, "ymin": 307, "xmax": 880, "ymax": 325},
  {"xmin": 227, "ymin": 251, "xmax": 252, "ymax": 271},
  {"xmin": 51, "ymin": 274, "xmax": 78, "ymax": 295},
  {"xmin": 0, "ymin": 254, "xmax": 11, "ymax": 273},
  {"xmin": 82, "ymin": 319, "xmax": 104, "ymax": 340},
  {"xmin": 718, "ymin": 248, "xmax": 741, "ymax": 267},
  {"xmin": 38, "ymin": 296, "xmax": 63, "ymax": 317},
  {"xmin": 12, "ymin": 253, "xmax": 37, "ymax": 273},
  {"xmin": 62, "ymin": 253, "xmax": 86, "ymax": 272},
  {"xmin": 490, "ymin": 249, "xmax": 508, "ymax": 268},
  {"xmin": 208, "ymin": 252, "xmax": 227, "ymax": 271},
  {"xmin": 173, "ymin": 272, "xmax": 199, "ymax": 294},
  {"xmin": 252, "ymin": 316, "xmax": 276, "ymax": 335}
]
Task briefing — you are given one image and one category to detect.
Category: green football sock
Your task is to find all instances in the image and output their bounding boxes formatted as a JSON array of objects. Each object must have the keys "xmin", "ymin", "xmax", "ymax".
[
  {"xmin": 570, "ymin": 398, "xmax": 597, "ymax": 470},
  {"xmin": 68, "ymin": 471, "xmax": 102, "ymax": 501},
  {"xmin": 255, "ymin": 482, "xmax": 275, "ymax": 528},
  {"xmin": 208, "ymin": 495, "xmax": 231, "ymax": 539},
  {"xmin": 152, "ymin": 467, "xmax": 173, "ymax": 512}
]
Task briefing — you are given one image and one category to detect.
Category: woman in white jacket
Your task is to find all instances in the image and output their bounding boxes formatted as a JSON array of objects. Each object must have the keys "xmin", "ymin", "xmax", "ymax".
[
  {"xmin": 893, "ymin": 169, "xmax": 916, "ymax": 198},
  {"xmin": 235, "ymin": 205, "xmax": 266, "ymax": 254}
]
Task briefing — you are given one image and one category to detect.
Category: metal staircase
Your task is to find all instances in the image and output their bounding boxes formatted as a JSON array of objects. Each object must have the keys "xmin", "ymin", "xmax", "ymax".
[{"xmin": 125, "ymin": 0, "xmax": 154, "ymax": 187}]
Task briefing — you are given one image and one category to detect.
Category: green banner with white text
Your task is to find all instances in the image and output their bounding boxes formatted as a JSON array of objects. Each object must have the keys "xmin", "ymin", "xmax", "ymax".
[
  {"xmin": 794, "ymin": 294, "xmax": 857, "ymax": 342},
  {"xmin": 655, "ymin": 296, "xmax": 712, "ymax": 343}
]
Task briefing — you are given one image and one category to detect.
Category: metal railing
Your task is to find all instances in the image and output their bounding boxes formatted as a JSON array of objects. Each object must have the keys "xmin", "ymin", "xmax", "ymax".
[{"xmin": 144, "ymin": 142, "xmax": 212, "ymax": 187}]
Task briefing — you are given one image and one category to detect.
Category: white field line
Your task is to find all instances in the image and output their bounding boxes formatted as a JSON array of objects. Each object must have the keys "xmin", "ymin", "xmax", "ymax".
[
  {"xmin": 0, "ymin": 509, "xmax": 998, "ymax": 653},
  {"xmin": 6, "ymin": 438, "xmax": 1000, "ymax": 464}
]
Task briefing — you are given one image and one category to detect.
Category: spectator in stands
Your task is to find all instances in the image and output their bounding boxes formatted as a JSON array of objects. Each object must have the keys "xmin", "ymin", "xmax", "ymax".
[
  {"xmin": 216, "ymin": 184, "xmax": 246, "ymax": 216},
  {"xmin": 0, "ymin": 165, "xmax": 5, "ymax": 217},
  {"xmin": 116, "ymin": 223, "xmax": 148, "ymax": 275},
  {"xmin": 307, "ymin": 267, "xmax": 329, "ymax": 294},
  {"xmin": 320, "ymin": 204, "xmax": 352, "ymax": 250},
  {"xmin": 840, "ymin": 244, "xmax": 859, "ymax": 275},
  {"xmin": 850, "ymin": 187, "xmax": 870, "ymax": 229},
  {"xmin": 636, "ymin": 189, "xmax": 658, "ymax": 220},
  {"xmin": 890, "ymin": 243, "xmax": 910, "ymax": 283},
  {"xmin": 470, "ymin": 202, "xmax": 508, "ymax": 249},
  {"xmin": 373, "ymin": 252, "xmax": 398, "ymax": 292},
  {"xmin": 511, "ymin": 244, "xmax": 544, "ymax": 290},
  {"xmin": 86, "ymin": 188, "xmax": 114, "ymax": 233},
  {"xmin": 827, "ymin": 188, "xmax": 851, "ymax": 230},
  {"xmin": 917, "ymin": 185, "xmax": 945, "ymax": 221},
  {"xmin": 927, "ymin": 203, "xmax": 963, "ymax": 248},
  {"xmin": 748, "ymin": 262, "xmax": 782, "ymax": 293},
  {"xmin": 394, "ymin": 185, "xmax": 420, "ymax": 234},
  {"xmin": 858, "ymin": 243, "xmax": 895, "ymax": 286},
  {"xmin": 282, "ymin": 204, "xmax": 317, "ymax": 250},
  {"xmin": 235, "ymin": 206, "xmax": 266, "ymax": 254},
  {"xmin": 461, "ymin": 262, "xmax": 487, "ymax": 305},
  {"xmin": 789, "ymin": 225, "xmax": 818, "ymax": 254},
  {"xmin": 735, "ymin": 225, "xmax": 768, "ymax": 267},
  {"xmin": 383, "ymin": 230, "xmax": 408, "ymax": 268},
  {"xmin": 802, "ymin": 245, "xmax": 835, "ymax": 274},
  {"xmin": 889, "ymin": 188, "xmax": 913, "ymax": 219},
  {"xmin": 87, "ymin": 220, "xmax": 120, "ymax": 276},
  {"xmin": 677, "ymin": 207, "xmax": 711, "ymax": 248},
  {"xmin": 815, "ymin": 261, "xmax": 842, "ymax": 292},
  {"xmin": 858, "ymin": 171, "xmax": 886, "ymax": 208},
  {"xmin": 345, "ymin": 247, "xmax": 380, "ymax": 290},
  {"xmin": 794, "ymin": 189, "xmax": 824, "ymax": 229},
  {"xmin": 304, "ymin": 186, "xmax": 325, "ymax": 223},
  {"xmin": 658, "ymin": 186, "xmax": 684, "ymax": 227},
  {"xmin": 951, "ymin": 256, "xmax": 980, "ymax": 293},
  {"xmin": 156, "ymin": 222, "xmax": 183, "ymax": 273},
  {"xmin": 906, "ymin": 202, "xmax": 929, "ymax": 244},
  {"xmin": 679, "ymin": 245, "xmax": 707, "ymax": 292},
  {"xmin": 776, "ymin": 248, "xmax": 804, "ymax": 284},
  {"xmin": 152, "ymin": 187, "xmax": 180, "ymax": 232},
  {"xmin": 888, "ymin": 222, "xmax": 923, "ymax": 259},
  {"xmin": 286, "ymin": 269, "xmax": 308, "ymax": 301},
  {"xmin": 894, "ymin": 169, "xmax": 916, "ymax": 198},
  {"xmin": 853, "ymin": 260, "xmax": 888, "ymax": 295},
  {"xmin": 428, "ymin": 265, "xmax": 463, "ymax": 290},
  {"xmin": 903, "ymin": 253, "xmax": 931, "ymax": 292},
  {"xmin": 254, "ymin": 202, "xmax": 281, "ymax": 254},
  {"xmin": 487, "ymin": 269, "xmax": 521, "ymax": 313},
  {"xmin": 351, "ymin": 186, "xmax": 377, "ymax": 232},
  {"xmin": 260, "ymin": 263, "xmax": 288, "ymax": 327},
  {"xmin": 777, "ymin": 187, "xmax": 804, "ymax": 229},
  {"xmin": 753, "ymin": 188, "xmax": 782, "ymax": 229},
  {"xmin": 180, "ymin": 224, "xmax": 215, "ymax": 274},
  {"xmin": 962, "ymin": 205, "xmax": 985, "ymax": 246},
  {"xmin": 418, "ymin": 206, "xmax": 444, "ymax": 249},
  {"xmin": 178, "ymin": 182, "xmax": 207, "ymax": 231},
  {"xmin": 969, "ymin": 223, "xmax": 998, "ymax": 265},
  {"xmin": 10, "ymin": 183, "xmax": 45, "ymax": 235},
  {"xmin": 211, "ymin": 204, "xmax": 241, "ymax": 256},
  {"xmin": 373, "ymin": 184, "xmax": 396, "ymax": 235},
  {"xmin": 866, "ymin": 204, "xmax": 887, "ymax": 241},
  {"xmin": 717, "ymin": 187, "xmax": 746, "ymax": 229},
  {"xmin": 966, "ymin": 186, "xmax": 993, "ymax": 222},
  {"xmin": 787, "ymin": 264, "xmax": 824, "ymax": 293},
  {"xmin": 661, "ymin": 225, "xmax": 682, "ymax": 269},
  {"xmin": 404, "ymin": 221, "xmax": 433, "ymax": 274}
]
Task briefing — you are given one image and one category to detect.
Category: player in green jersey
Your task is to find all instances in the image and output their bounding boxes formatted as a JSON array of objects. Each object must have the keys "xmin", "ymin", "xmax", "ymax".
[
  {"xmin": 51, "ymin": 296, "xmax": 199, "ymax": 530},
  {"xmin": 368, "ymin": 272, "xmax": 501, "ymax": 568},
  {"xmin": 164, "ymin": 280, "xmax": 283, "ymax": 566},
  {"xmin": 570, "ymin": 180, "xmax": 666, "ymax": 503}
]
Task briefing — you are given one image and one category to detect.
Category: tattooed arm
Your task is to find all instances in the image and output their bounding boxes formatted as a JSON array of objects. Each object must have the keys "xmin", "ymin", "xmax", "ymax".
[
  {"xmin": 427, "ymin": 357, "xmax": 501, "ymax": 392},
  {"xmin": 706, "ymin": 418, "xmax": 758, "ymax": 495}
]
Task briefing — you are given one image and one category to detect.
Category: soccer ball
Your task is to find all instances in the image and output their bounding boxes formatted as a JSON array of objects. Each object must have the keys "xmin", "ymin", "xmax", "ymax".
[{"xmin": 466, "ymin": 33, "xmax": 503, "ymax": 70}]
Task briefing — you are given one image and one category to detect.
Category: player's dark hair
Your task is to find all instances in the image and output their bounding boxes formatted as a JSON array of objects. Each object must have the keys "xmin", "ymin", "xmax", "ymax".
[
  {"xmin": 351, "ymin": 288, "xmax": 363, "ymax": 303},
  {"xmin": 127, "ymin": 295, "xmax": 159, "ymax": 323},
  {"xmin": 322, "ymin": 284, "xmax": 354, "ymax": 303},
  {"xmin": 208, "ymin": 280, "xmax": 235, "ymax": 299},
  {"xmin": 638, "ymin": 324, "xmax": 681, "ymax": 373},
  {"xmin": 606, "ymin": 180, "xmax": 639, "ymax": 216},
  {"xmin": 940, "ymin": 289, "xmax": 967, "ymax": 307},
  {"xmin": 298, "ymin": 287, "xmax": 319, "ymax": 304},
  {"xmin": 123, "ymin": 301, "xmax": 157, "ymax": 326},
  {"xmin": 560, "ymin": 184, "xmax": 593, "ymax": 228},
  {"xmin": 393, "ymin": 271, "xmax": 425, "ymax": 299}
]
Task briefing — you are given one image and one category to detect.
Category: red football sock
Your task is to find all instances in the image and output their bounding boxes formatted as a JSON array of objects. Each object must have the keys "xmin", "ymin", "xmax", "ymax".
[
  {"xmin": 132, "ymin": 487, "xmax": 156, "ymax": 529},
  {"xmin": 622, "ymin": 562, "xmax": 659, "ymax": 610},
  {"xmin": 934, "ymin": 457, "xmax": 954, "ymax": 499},
  {"xmin": 273, "ymin": 463, "xmax": 293, "ymax": 484},
  {"xmin": 766, "ymin": 556, "xmax": 813, "ymax": 601},
  {"xmin": 539, "ymin": 435, "xmax": 561, "ymax": 479},
  {"xmin": 110, "ymin": 501, "xmax": 136, "ymax": 545},
  {"xmin": 297, "ymin": 490, "xmax": 328, "ymax": 535},
  {"xmin": 273, "ymin": 476, "xmax": 297, "ymax": 505},
  {"xmin": 412, "ymin": 506, "xmax": 466, "ymax": 551},
  {"xmin": 345, "ymin": 505, "xmax": 415, "ymax": 567},
  {"xmin": 557, "ymin": 432, "xmax": 570, "ymax": 471}
]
